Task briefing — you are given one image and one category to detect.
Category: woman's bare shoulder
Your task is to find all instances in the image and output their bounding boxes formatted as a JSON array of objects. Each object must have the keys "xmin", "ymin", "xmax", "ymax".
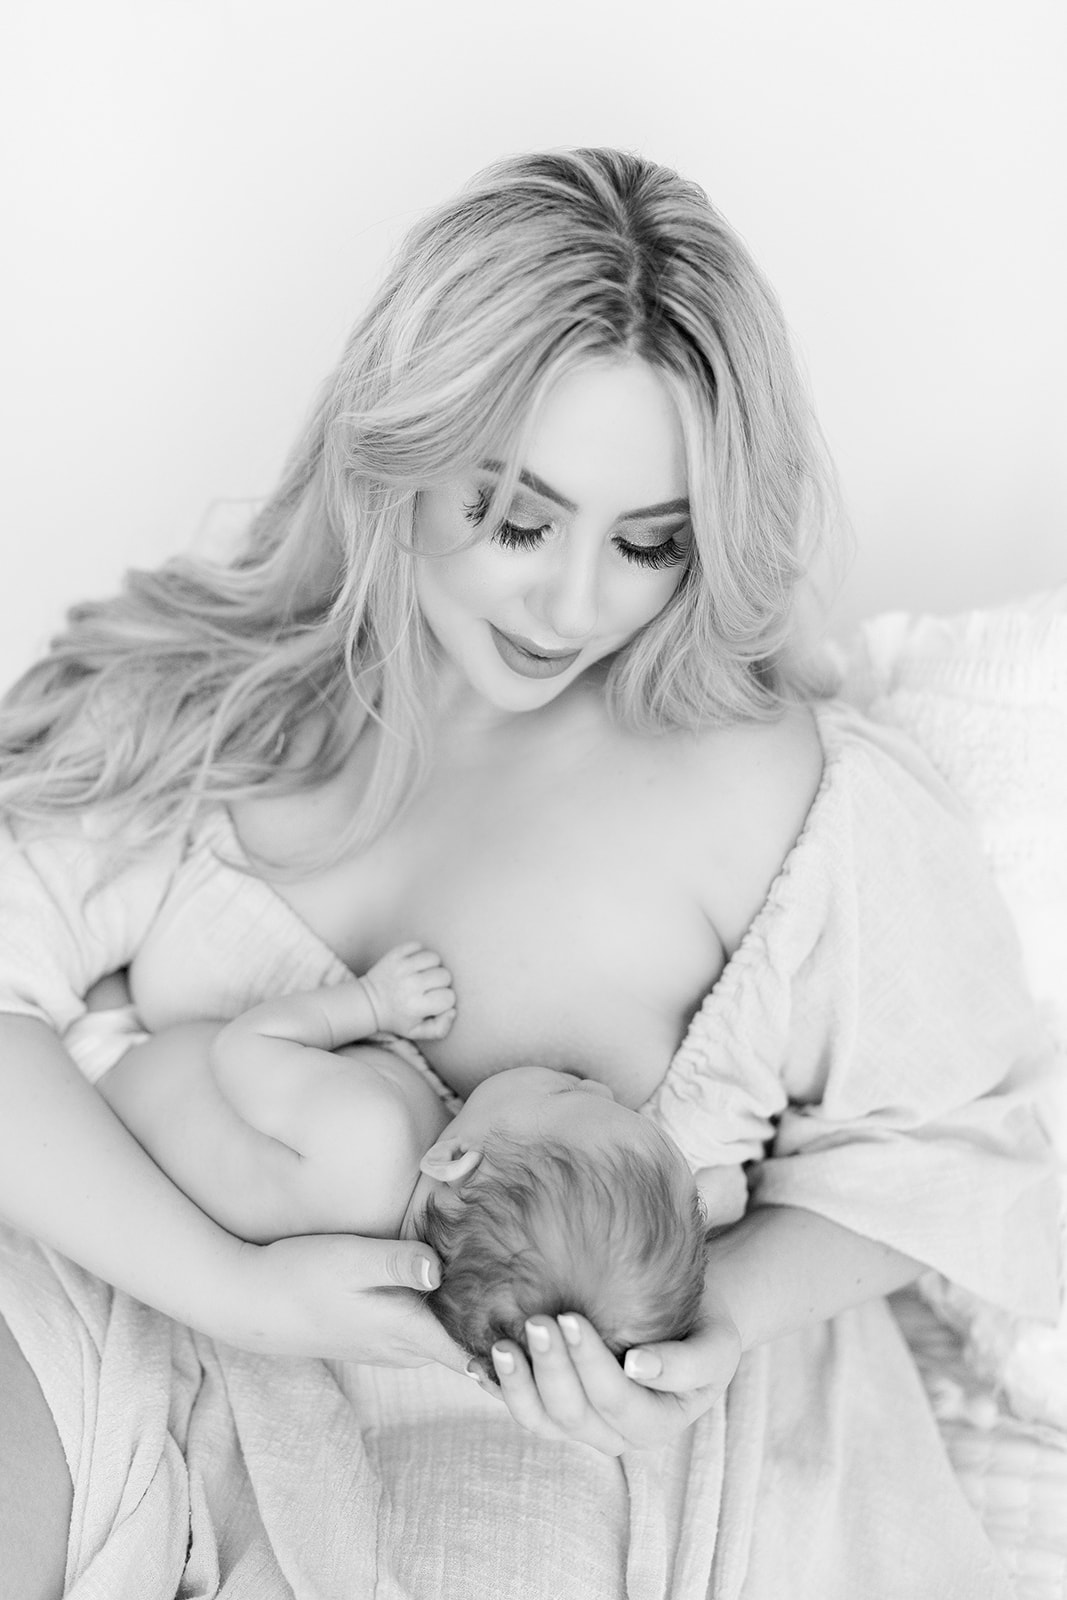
[
  {"xmin": 228, "ymin": 715, "xmax": 368, "ymax": 863},
  {"xmin": 675, "ymin": 703, "xmax": 824, "ymax": 954}
]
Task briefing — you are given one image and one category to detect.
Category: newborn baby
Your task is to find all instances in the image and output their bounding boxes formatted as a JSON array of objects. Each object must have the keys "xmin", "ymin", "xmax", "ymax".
[{"xmin": 71, "ymin": 944, "xmax": 735, "ymax": 1366}]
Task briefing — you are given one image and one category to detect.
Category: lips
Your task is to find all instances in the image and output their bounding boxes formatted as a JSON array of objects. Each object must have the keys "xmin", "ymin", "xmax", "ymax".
[{"xmin": 488, "ymin": 624, "xmax": 581, "ymax": 680}]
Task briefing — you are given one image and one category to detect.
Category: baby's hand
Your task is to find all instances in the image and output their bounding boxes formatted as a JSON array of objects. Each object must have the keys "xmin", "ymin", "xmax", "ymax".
[{"xmin": 360, "ymin": 942, "xmax": 457, "ymax": 1041}]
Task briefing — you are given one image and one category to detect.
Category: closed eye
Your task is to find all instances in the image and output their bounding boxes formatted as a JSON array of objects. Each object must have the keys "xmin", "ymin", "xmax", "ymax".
[
  {"xmin": 464, "ymin": 488, "xmax": 547, "ymax": 544},
  {"xmin": 464, "ymin": 490, "xmax": 687, "ymax": 571},
  {"xmin": 494, "ymin": 518, "xmax": 553, "ymax": 548},
  {"xmin": 613, "ymin": 535, "xmax": 687, "ymax": 571}
]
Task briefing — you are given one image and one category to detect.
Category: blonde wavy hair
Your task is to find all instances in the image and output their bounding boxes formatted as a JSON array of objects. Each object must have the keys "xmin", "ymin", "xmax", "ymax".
[{"xmin": 0, "ymin": 147, "xmax": 839, "ymax": 863}]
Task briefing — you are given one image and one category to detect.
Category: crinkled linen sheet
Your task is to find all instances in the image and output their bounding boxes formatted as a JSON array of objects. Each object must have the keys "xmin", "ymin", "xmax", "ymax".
[
  {"xmin": 0, "ymin": 700, "xmax": 1061, "ymax": 1598},
  {"xmin": 0, "ymin": 1226, "xmax": 1019, "ymax": 1600}
]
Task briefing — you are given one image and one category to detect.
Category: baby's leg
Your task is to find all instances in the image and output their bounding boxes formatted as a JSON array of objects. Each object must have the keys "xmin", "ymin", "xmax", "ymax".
[{"xmin": 97, "ymin": 1025, "xmax": 306, "ymax": 1244}]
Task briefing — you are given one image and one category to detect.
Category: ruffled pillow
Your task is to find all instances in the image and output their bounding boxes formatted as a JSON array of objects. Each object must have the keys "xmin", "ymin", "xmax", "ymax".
[{"xmin": 830, "ymin": 588, "xmax": 1067, "ymax": 1430}]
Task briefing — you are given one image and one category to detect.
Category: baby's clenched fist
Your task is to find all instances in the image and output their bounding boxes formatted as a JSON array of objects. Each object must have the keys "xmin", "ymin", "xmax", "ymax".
[{"xmin": 359, "ymin": 941, "xmax": 457, "ymax": 1040}]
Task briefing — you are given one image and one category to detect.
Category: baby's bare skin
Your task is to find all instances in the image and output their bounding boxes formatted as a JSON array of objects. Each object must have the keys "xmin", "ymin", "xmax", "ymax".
[{"xmin": 97, "ymin": 946, "xmax": 454, "ymax": 1243}]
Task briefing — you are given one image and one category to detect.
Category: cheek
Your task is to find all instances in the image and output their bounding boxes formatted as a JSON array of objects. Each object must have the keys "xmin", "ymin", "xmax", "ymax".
[
  {"xmin": 413, "ymin": 498, "xmax": 501, "ymax": 614},
  {"xmin": 610, "ymin": 565, "xmax": 686, "ymax": 633},
  {"xmin": 419, "ymin": 545, "xmax": 510, "ymax": 615}
]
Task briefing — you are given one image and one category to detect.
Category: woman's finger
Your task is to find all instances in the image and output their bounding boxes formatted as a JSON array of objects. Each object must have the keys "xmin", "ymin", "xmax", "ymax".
[
  {"xmin": 554, "ymin": 1314, "xmax": 695, "ymax": 1442},
  {"xmin": 622, "ymin": 1315, "xmax": 742, "ymax": 1395},
  {"xmin": 343, "ymin": 1233, "xmax": 443, "ymax": 1295},
  {"xmin": 508, "ymin": 1319, "xmax": 630, "ymax": 1453},
  {"xmin": 363, "ymin": 1285, "xmax": 471, "ymax": 1372},
  {"xmin": 490, "ymin": 1338, "xmax": 562, "ymax": 1438},
  {"xmin": 555, "ymin": 1312, "xmax": 651, "ymax": 1417},
  {"xmin": 519, "ymin": 1317, "xmax": 591, "ymax": 1432},
  {"xmin": 491, "ymin": 1330, "xmax": 624, "ymax": 1450}
]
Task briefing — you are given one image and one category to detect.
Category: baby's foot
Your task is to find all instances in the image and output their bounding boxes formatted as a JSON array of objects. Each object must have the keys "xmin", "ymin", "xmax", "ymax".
[{"xmin": 360, "ymin": 942, "xmax": 456, "ymax": 1040}]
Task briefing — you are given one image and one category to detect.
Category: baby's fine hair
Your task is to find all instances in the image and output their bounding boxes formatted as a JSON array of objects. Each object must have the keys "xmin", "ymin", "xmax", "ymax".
[{"xmin": 417, "ymin": 1129, "xmax": 708, "ymax": 1368}]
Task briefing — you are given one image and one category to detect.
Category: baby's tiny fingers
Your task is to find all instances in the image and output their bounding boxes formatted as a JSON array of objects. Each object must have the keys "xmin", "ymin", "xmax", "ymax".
[
  {"xmin": 385, "ymin": 941, "xmax": 424, "ymax": 960},
  {"xmin": 422, "ymin": 987, "xmax": 456, "ymax": 1016},
  {"xmin": 410, "ymin": 1009, "xmax": 457, "ymax": 1040},
  {"xmin": 402, "ymin": 948, "xmax": 445, "ymax": 973},
  {"xmin": 420, "ymin": 965, "xmax": 453, "ymax": 990}
]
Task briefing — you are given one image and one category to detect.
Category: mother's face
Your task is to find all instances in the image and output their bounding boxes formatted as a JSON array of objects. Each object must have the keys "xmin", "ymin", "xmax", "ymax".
[{"xmin": 413, "ymin": 357, "xmax": 692, "ymax": 713}]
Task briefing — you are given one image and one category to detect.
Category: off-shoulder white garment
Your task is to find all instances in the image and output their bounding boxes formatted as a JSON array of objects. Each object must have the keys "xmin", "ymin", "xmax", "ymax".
[{"xmin": 0, "ymin": 700, "xmax": 1058, "ymax": 1598}]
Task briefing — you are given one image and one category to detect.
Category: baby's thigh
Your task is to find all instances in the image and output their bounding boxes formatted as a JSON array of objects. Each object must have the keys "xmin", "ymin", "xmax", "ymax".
[{"xmin": 0, "ymin": 1314, "xmax": 71, "ymax": 1600}]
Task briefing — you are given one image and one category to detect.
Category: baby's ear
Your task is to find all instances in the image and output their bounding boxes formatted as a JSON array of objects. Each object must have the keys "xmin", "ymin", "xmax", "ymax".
[{"xmin": 419, "ymin": 1142, "xmax": 483, "ymax": 1186}]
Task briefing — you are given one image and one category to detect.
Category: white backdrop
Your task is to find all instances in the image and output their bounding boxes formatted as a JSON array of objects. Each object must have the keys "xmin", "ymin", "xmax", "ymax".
[{"xmin": 2, "ymin": 0, "xmax": 1064, "ymax": 692}]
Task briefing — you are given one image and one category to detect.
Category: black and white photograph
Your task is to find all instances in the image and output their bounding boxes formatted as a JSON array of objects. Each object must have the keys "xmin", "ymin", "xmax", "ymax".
[{"xmin": 1, "ymin": 3, "xmax": 1065, "ymax": 1596}]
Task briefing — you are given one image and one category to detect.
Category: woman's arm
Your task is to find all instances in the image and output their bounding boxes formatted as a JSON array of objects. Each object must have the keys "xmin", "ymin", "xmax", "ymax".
[
  {"xmin": 0, "ymin": 1014, "xmax": 249, "ymax": 1329},
  {"xmin": 698, "ymin": 1203, "xmax": 923, "ymax": 1351},
  {"xmin": 0, "ymin": 1014, "xmax": 466, "ymax": 1366}
]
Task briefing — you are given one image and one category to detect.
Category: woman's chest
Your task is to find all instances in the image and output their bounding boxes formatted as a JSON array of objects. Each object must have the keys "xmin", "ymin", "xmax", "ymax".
[
  {"xmin": 280, "ymin": 748, "xmax": 723, "ymax": 1105},
  {"xmin": 132, "ymin": 745, "xmax": 726, "ymax": 1107},
  {"xmin": 341, "ymin": 779, "xmax": 723, "ymax": 1103}
]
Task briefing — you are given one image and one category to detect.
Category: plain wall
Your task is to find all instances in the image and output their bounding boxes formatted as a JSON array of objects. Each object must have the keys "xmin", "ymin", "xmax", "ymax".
[{"xmin": 2, "ymin": 0, "xmax": 1064, "ymax": 692}]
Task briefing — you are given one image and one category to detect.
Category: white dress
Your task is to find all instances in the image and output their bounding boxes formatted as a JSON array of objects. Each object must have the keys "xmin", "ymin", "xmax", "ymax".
[{"xmin": 0, "ymin": 701, "xmax": 1058, "ymax": 1599}]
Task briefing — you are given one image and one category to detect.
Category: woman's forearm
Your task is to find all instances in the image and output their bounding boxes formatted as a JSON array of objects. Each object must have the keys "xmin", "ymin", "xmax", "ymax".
[
  {"xmin": 0, "ymin": 1014, "xmax": 247, "ymax": 1334},
  {"xmin": 0, "ymin": 1015, "xmax": 462, "ymax": 1364},
  {"xmin": 705, "ymin": 1203, "xmax": 923, "ymax": 1350}
]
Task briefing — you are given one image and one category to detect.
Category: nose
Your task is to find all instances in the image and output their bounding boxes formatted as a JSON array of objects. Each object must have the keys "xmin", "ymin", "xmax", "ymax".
[{"xmin": 534, "ymin": 537, "xmax": 600, "ymax": 644}]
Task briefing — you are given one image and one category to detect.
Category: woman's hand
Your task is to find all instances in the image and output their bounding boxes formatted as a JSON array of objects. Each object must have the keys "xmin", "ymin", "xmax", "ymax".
[
  {"xmin": 480, "ymin": 1284, "xmax": 743, "ymax": 1455},
  {"xmin": 212, "ymin": 1231, "xmax": 471, "ymax": 1370}
]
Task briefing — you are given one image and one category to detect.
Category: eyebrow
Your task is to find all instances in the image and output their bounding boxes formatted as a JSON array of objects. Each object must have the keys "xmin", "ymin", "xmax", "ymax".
[{"xmin": 479, "ymin": 460, "xmax": 689, "ymax": 522}]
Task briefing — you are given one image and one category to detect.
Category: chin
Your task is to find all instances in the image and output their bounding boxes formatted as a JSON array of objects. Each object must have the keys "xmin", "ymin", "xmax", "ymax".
[{"xmin": 482, "ymin": 667, "xmax": 585, "ymax": 711}]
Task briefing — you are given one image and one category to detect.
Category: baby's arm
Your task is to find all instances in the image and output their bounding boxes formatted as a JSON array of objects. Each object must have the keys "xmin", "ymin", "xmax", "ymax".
[
  {"xmin": 99, "ymin": 945, "xmax": 454, "ymax": 1241},
  {"xmin": 56, "ymin": 938, "xmax": 457, "ymax": 1248},
  {"xmin": 97, "ymin": 1019, "xmax": 310, "ymax": 1243},
  {"xmin": 0, "ymin": 819, "xmax": 462, "ymax": 1361},
  {"xmin": 213, "ymin": 943, "xmax": 455, "ymax": 1145}
]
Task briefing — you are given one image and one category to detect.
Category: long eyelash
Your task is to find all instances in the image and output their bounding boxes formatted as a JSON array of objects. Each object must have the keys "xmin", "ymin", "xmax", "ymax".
[
  {"xmin": 615, "ymin": 538, "xmax": 686, "ymax": 570},
  {"xmin": 463, "ymin": 487, "xmax": 550, "ymax": 548},
  {"xmin": 462, "ymin": 486, "xmax": 494, "ymax": 527}
]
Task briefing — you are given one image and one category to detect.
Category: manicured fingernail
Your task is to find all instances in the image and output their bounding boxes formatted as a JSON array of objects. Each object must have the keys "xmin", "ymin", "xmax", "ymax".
[
  {"xmin": 492, "ymin": 1345, "xmax": 515, "ymax": 1376},
  {"xmin": 625, "ymin": 1350, "xmax": 662, "ymax": 1380},
  {"xmin": 525, "ymin": 1320, "xmax": 551, "ymax": 1354},
  {"xmin": 419, "ymin": 1258, "xmax": 440, "ymax": 1291},
  {"xmin": 558, "ymin": 1314, "xmax": 581, "ymax": 1346},
  {"xmin": 464, "ymin": 1357, "xmax": 487, "ymax": 1382}
]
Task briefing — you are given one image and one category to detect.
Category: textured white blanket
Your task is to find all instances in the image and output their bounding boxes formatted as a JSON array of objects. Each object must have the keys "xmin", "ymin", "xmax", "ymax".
[{"xmin": 833, "ymin": 588, "xmax": 1067, "ymax": 1429}]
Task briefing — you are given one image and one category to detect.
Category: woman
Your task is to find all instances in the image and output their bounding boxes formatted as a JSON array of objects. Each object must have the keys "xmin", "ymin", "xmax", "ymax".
[{"xmin": 0, "ymin": 148, "xmax": 1058, "ymax": 1598}]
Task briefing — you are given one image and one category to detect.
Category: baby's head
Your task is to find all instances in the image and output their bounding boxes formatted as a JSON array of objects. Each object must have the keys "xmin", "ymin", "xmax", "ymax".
[{"xmin": 407, "ymin": 1067, "xmax": 708, "ymax": 1368}]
